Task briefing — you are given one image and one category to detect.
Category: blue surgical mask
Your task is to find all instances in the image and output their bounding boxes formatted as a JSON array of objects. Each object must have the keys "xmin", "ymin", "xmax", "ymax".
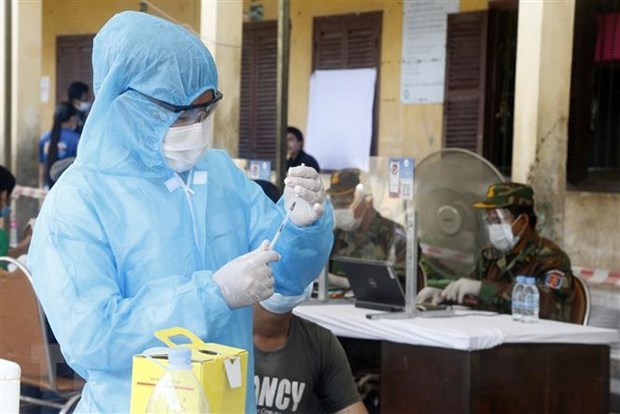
[
  {"xmin": 0, "ymin": 205, "xmax": 10, "ymax": 218},
  {"xmin": 259, "ymin": 283, "xmax": 313, "ymax": 314}
]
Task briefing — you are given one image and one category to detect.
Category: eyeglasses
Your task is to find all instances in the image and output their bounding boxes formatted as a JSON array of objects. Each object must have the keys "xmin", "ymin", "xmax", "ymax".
[{"xmin": 135, "ymin": 89, "xmax": 223, "ymax": 127}]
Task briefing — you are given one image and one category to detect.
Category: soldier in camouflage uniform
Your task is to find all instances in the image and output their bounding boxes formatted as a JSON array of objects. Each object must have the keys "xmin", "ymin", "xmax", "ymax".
[
  {"xmin": 327, "ymin": 168, "xmax": 407, "ymax": 283},
  {"xmin": 328, "ymin": 168, "xmax": 414, "ymax": 413},
  {"xmin": 418, "ymin": 182, "xmax": 575, "ymax": 322}
]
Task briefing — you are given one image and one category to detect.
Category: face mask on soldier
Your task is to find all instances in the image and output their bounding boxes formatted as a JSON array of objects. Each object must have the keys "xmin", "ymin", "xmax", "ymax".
[
  {"xmin": 334, "ymin": 208, "xmax": 362, "ymax": 231},
  {"xmin": 487, "ymin": 210, "xmax": 522, "ymax": 252},
  {"xmin": 333, "ymin": 184, "xmax": 366, "ymax": 231}
]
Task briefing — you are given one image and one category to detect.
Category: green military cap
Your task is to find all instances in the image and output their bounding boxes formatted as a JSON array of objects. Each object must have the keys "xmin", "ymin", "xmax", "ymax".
[
  {"xmin": 473, "ymin": 182, "xmax": 534, "ymax": 209},
  {"xmin": 326, "ymin": 168, "xmax": 361, "ymax": 195}
]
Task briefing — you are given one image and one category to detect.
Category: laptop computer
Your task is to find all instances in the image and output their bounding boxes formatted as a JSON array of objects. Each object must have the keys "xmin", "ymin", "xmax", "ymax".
[
  {"xmin": 333, "ymin": 256, "xmax": 451, "ymax": 314},
  {"xmin": 334, "ymin": 256, "xmax": 406, "ymax": 312}
]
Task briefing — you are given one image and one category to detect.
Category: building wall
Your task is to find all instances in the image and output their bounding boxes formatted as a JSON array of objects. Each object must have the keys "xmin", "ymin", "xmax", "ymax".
[
  {"xmin": 243, "ymin": 0, "xmax": 484, "ymax": 162},
  {"xmin": 40, "ymin": 0, "xmax": 199, "ymax": 133},
  {"xmin": 244, "ymin": 0, "xmax": 619, "ymax": 271},
  {"xmin": 565, "ymin": 192, "xmax": 620, "ymax": 270},
  {"xmin": 38, "ymin": 0, "xmax": 618, "ymax": 271}
]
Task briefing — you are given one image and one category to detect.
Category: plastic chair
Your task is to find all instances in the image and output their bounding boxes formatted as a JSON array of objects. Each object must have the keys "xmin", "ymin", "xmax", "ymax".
[
  {"xmin": 0, "ymin": 256, "xmax": 83, "ymax": 413},
  {"xmin": 570, "ymin": 275, "xmax": 590, "ymax": 326}
]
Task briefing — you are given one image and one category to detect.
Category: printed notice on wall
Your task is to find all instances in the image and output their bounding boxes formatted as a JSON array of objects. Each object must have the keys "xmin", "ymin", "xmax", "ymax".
[
  {"xmin": 388, "ymin": 158, "xmax": 415, "ymax": 200},
  {"xmin": 400, "ymin": 0, "xmax": 459, "ymax": 104}
]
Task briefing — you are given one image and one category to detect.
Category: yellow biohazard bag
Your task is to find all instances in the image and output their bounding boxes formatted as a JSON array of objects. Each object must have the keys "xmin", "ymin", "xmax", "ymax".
[{"xmin": 130, "ymin": 327, "xmax": 247, "ymax": 413}]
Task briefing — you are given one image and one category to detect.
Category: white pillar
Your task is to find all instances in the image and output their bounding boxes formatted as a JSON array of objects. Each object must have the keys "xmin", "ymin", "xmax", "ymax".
[
  {"xmin": 512, "ymin": 0, "xmax": 575, "ymax": 243},
  {"xmin": 5, "ymin": 0, "xmax": 42, "ymax": 237},
  {"xmin": 10, "ymin": 0, "xmax": 42, "ymax": 185},
  {"xmin": 0, "ymin": 1, "xmax": 10, "ymax": 166},
  {"xmin": 200, "ymin": 0, "xmax": 243, "ymax": 156}
]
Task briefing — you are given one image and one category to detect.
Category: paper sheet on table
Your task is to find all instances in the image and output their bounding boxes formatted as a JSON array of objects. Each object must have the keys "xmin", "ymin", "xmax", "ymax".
[{"xmin": 305, "ymin": 69, "xmax": 376, "ymax": 172}]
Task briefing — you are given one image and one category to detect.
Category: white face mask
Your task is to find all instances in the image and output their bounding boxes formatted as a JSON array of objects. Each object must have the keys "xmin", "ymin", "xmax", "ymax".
[
  {"xmin": 334, "ymin": 208, "xmax": 362, "ymax": 231},
  {"xmin": 487, "ymin": 212, "xmax": 522, "ymax": 252},
  {"xmin": 77, "ymin": 101, "xmax": 92, "ymax": 112},
  {"xmin": 162, "ymin": 118, "xmax": 212, "ymax": 173},
  {"xmin": 488, "ymin": 223, "xmax": 518, "ymax": 252}
]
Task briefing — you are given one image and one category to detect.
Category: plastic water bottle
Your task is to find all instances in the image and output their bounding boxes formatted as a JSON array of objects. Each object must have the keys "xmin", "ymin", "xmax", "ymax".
[
  {"xmin": 511, "ymin": 276, "xmax": 527, "ymax": 321},
  {"xmin": 145, "ymin": 347, "xmax": 209, "ymax": 413},
  {"xmin": 522, "ymin": 277, "xmax": 540, "ymax": 323}
]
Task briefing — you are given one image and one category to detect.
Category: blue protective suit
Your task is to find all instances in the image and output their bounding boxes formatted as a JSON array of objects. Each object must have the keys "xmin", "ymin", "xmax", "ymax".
[{"xmin": 28, "ymin": 11, "xmax": 333, "ymax": 413}]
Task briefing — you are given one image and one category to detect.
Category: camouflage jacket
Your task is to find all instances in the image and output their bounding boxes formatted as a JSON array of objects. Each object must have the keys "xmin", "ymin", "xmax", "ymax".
[
  {"xmin": 330, "ymin": 209, "xmax": 407, "ymax": 279},
  {"xmin": 471, "ymin": 233, "xmax": 575, "ymax": 322}
]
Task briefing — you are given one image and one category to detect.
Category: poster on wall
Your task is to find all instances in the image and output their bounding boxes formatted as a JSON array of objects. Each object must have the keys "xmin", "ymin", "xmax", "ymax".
[
  {"xmin": 305, "ymin": 68, "xmax": 376, "ymax": 172},
  {"xmin": 400, "ymin": 0, "xmax": 459, "ymax": 104},
  {"xmin": 388, "ymin": 157, "xmax": 415, "ymax": 200},
  {"xmin": 248, "ymin": 160, "xmax": 271, "ymax": 181}
]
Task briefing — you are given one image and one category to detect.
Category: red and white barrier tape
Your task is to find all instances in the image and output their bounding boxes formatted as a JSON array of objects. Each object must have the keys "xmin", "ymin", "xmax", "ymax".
[
  {"xmin": 573, "ymin": 267, "xmax": 620, "ymax": 290},
  {"xmin": 12, "ymin": 185, "xmax": 48, "ymax": 200}
]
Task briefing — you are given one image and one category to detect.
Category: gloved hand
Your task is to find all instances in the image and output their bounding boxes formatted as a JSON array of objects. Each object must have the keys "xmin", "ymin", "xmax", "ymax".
[
  {"xmin": 416, "ymin": 287, "xmax": 443, "ymax": 305},
  {"xmin": 283, "ymin": 165, "xmax": 325, "ymax": 227},
  {"xmin": 213, "ymin": 241, "xmax": 280, "ymax": 309},
  {"xmin": 440, "ymin": 278, "xmax": 482, "ymax": 304}
]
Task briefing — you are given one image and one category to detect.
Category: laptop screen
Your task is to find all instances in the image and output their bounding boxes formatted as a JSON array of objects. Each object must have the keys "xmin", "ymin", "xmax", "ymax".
[{"xmin": 333, "ymin": 256, "xmax": 405, "ymax": 311}]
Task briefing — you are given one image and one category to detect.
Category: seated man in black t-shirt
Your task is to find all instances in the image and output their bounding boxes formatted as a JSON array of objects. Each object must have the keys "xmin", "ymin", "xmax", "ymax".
[
  {"xmin": 286, "ymin": 126, "xmax": 320, "ymax": 172},
  {"xmin": 253, "ymin": 287, "xmax": 367, "ymax": 414},
  {"xmin": 252, "ymin": 177, "xmax": 365, "ymax": 414}
]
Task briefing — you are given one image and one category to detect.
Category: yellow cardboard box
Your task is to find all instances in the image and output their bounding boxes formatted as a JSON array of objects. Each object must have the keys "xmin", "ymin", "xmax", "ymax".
[{"xmin": 130, "ymin": 327, "xmax": 247, "ymax": 413}]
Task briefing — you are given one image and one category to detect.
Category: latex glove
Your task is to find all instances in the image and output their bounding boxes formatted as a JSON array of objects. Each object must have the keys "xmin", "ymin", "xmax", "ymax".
[
  {"xmin": 416, "ymin": 287, "xmax": 443, "ymax": 305},
  {"xmin": 283, "ymin": 165, "xmax": 325, "ymax": 227},
  {"xmin": 441, "ymin": 278, "xmax": 482, "ymax": 304},
  {"xmin": 213, "ymin": 241, "xmax": 279, "ymax": 309}
]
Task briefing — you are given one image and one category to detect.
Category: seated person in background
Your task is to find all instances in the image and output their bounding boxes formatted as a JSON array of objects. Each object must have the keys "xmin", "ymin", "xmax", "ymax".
[
  {"xmin": 327, "ymin": 168, "xmax": 423, "ymax": 413},
  {"xmin": 0, "ymin": 166, "xmax": 31, "ymax": 262},
  {"xmin": 38, "ymin": 102, "xmax": 80, "ymax": 189},
  {"xmin": 67, "ymin": 81, "xmax": 92, "ymax": 135},
  {"xmin": 253, "ymin": 177, "xmax": 366, "ymax": 414},
  {"xmin": 417, "ymin": 182, "xmax": 575, "ymax": 322},
  {"xmin": 328, "ymin": 168, "xmax": 407, "ymax": 288},
  {"xmin": 286, "ymin": 126, "xmax": 320, "ymax": 172},
  {"xmin": 254, "ymin": 289, "xmax": 367, "ymax": 414}
]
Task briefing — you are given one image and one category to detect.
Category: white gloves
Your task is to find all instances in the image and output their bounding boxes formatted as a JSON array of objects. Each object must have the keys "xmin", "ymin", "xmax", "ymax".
[
  {"xmin": 283, "ymin": 165, "xmax": 325, "ymax": 227},
  {"xmin": 416, "ymin": 287, "xmax": 443, "ymax": 305},
  {"xmin": 213, "ymin": 241, "xmax": 279, "ymax": 309},
  {"xmin": 441, "ymin": 278, "xmax": 482, "ymax": 304}
]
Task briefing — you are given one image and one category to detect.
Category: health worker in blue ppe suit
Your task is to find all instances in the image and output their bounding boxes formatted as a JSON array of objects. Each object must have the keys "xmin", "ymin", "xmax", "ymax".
[{"xmin": 28, "ymin": 11, "xmax": 333, "ymax": 413}]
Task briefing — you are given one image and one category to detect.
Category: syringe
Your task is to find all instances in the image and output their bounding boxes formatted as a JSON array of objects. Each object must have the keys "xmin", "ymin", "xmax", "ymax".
[{"xmin": 270, "ymin": 201, "xmax": 296, "ymax": 250}]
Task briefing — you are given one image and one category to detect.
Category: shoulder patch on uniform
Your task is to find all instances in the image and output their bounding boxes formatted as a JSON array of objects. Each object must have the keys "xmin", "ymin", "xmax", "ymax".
[{"xmin": 544, "ymin": 270, "xmax": 566, "ymax": 290}]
